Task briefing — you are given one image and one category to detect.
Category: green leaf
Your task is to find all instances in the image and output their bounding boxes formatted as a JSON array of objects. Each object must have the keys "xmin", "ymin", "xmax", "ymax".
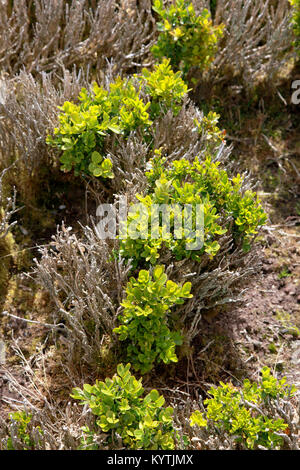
[
  {"xmin": 181, "ymin": 282, "xmax": 192, "ymax": 297},
  {"xmin": 190, "ymin": 410, "xmax": 207, "ymax": 427},
  {"xmin": 153, "ymin": 265, "xmax": 165, "ymax": 281},
  {"xmin": 91, "ymin": 151, "xmax": 102, "ymax": 164}
]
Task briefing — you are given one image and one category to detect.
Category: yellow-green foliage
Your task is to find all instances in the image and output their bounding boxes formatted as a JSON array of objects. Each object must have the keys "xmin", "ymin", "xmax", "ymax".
[
  {"xmin": 114, "ymin": 266, "xmax": 192, "ymax": 373},
  {"xmin": 47, "ymin": 77, "xmax": 150, "ymax": 178},
  {"xmin": 140, "ymin": 59, "xmax": 189, "ymax": 118},
  {"xmin": 151, "ymin": 0, "xmax": 224, "ymax": 74},
  {"xmin": 71, "ymin": 363, "xmax": 175, "ymax": 450},
  {"xmin": 46, "ymin": 60, "xmax": 188, "ymax": 179},
  {"xmin": 190, "ymin": 367, "xmax": 296, "ymax": 449},
  {"xmin": 119, "ymin": 151, "xmax": 267, "ymax": 266}
]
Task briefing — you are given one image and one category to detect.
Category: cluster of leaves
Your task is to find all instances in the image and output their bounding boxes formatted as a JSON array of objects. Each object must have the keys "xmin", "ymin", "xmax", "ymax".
[
  {"xmin": 46, "ymin": 78, "xmax": 150, "ymax": 178},
  {"xmin": 6, "ymin": 411, "xmax": 42, "ymax": 450},
  {"xmin": 190, "ymin": 367, "xmax": 296, "ymax": 450},
  {"xmin": 71, "ymin": 363, "xmax": 175, "ymax": 450},
  {"xmin": 114, "ymin": 266, "xmax": 192, "ymax": 373},
  {"xmin": 46, "ymin": 60, "xmax": 188, "ymax": 178},
  {"xmin": 140, "ymin": 58, "xmax": 189, "ymax": 118},
  {"xmin": 119, "ymin": 150, "xmax": 267, "ymax": 266},
  {"xmin": 151, "ymin": 0, "xmax": 224, "ymax": 75},
  {"xmin": 290, "ymin": 0, "xmax": 300, "ymax": 55},
  {"xmin": 193, "ymin": 111, "xmax": 227, "ymax": 148}
]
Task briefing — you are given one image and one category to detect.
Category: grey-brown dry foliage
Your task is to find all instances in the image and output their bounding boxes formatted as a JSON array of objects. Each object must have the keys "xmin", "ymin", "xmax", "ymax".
[
  {"xmin": 33, "ymin": 223, "xmax": 131, "ymax": 366},
  {"xmin": 168, "ymin": 248, "xmax": 259, "ymax": 344},
  {"xmin": 0, "ymin": 69, "xmax": 89, "ymax": 175},
  {"xmin": 34, "ymin": 219, "xmax": 259, "ymax": 360},
  {"xmin": 0, "ymin": 166, "xmax": 17, "ymax": 239},
  {"xmin": 151, "ymin": 99, "xmax": 222, "ymax": 158},
  {"xmin": 213, "ymin": 0, "xmax": 293, "ymax": 85},
  {"xmin": 1, "ymin": 0, "xmax": 291, "ymax": 88},
  {"xmin": 174, "ymin": 392, "xmax": 300, "ymax": 450},
  {"xmin": 0, "ymin": 0, "xmax": 155, "ymax": 78},
  {"xmin": 185, "ymin": 0, "xmax": 293, "ymax": 89},
  {"xmin": 0, "ymin": 346, "xmax": 92, "ymax": 450},
  {"xmin": 0, "ymin": 400, "xmax": 85, "ymax": 450}
]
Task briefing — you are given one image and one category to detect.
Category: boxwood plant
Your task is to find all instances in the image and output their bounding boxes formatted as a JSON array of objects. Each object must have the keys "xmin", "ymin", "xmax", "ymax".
[
  {"xmin": 151, "ymin": 0, "xmax": 224, "ymax": 75},
  {"xmin": 114, "ymin": 265, "xmax": 192, "ymax": 373},
  {"xmin": 119, "ymin": 150, "xmax": 267, "ymax": 266},
  {"xmin": 190, "ymin": 367, "xmax": 296, "ymax": 450},
  {"xmin": 71, "ymin": 363, "xmax": 176, "ymax": 450},
  {"xmin": 46, "ymin": 60, "xmax": 188, "ymax": 178}
]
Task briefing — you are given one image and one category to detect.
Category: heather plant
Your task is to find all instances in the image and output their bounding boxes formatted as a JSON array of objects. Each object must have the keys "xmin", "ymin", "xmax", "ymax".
[
  {"xmin": 151, "ymin": 0, "xmax": 224, "ymax": 75},
  {"xmin": 190, "ymin": 367, "xmax": 296, "ymax": 450},
  {"xmin": 119, "ymin": 151, "xmax": 267, "ymax": 266},
  {"xmin": 0, "ymin": 359, "xmax": 89, "ymax": 451},
  {"xmin": 114, "ymin": 266, "xmax": 193, "ymax": 373},
  {"xmin": 0, "ymin": 0, "xmax": 156, "ymax": 77},
  {"xmin": 71, "ymin": 363, "xmax": 176, "ymax": 450},
  {"xmin": 33, "ymin": 224, "xmax": 130, "ymax": 367},
  {"xmin": 0, "ymin": 168, "xmax": 17, "ymax": 240},
  {"xmin": 46, "ymin": 61, "xmax": 188, "ymax": 178},
  {"xmin": 0, "ymin": 69, "xmax": 91, "ymax": 231},
  {"xmin": 208, "ymin": 0, "xmax": 292, "ymax": 87}
]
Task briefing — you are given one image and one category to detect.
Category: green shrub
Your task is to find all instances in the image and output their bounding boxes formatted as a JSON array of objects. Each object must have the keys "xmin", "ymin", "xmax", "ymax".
[
  {"xmin": 119, "ymin": 151, "xmax": 267, "ymax": 266},
  {"xmin": 190, "ymin": 367, "xmax": 296, "ymax": 450},
  {"xmin": 290, "ymin": 0, "xmax": 300, "ymax": 55},
  {"xmin": 46, "ymin": 61, "xmax": 188, "ymax": 178},
  {"xmin": 6, "ymin": 411, "xmax": 42, "ymax": 450},
  {"xmin": 151, "ymin": 0, "xmax": 224, "ymax": 75},
  {"xmin": 114, "ymin": 266, "xmax": 192, "ymax": 373},
  {"xmin": 71, "ymin": 363, "xmax": 175, "ymax": 450},
  {"xmin": 140, "ymin": 58, "xmax": 189, "ymax": 118},
  {"xmin": 46, "ymin": 78, "xmax": 151, "ymax": 178}
]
